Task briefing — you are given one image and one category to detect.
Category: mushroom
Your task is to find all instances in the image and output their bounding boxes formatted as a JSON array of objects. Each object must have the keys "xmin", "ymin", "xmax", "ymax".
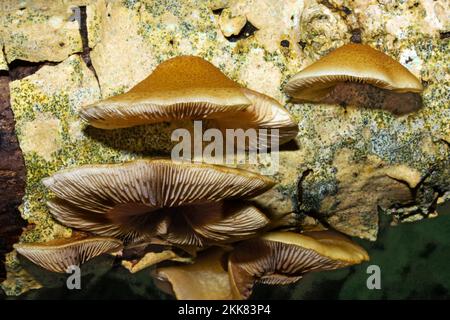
[
  {"xmin": 44, "ymin": 159, "xmax": 274, "ymax": 245},
  {"xmin": 284, "ymin": 44, "xmax": 424, "ymax": 114},
  {"xmin": 14, "ymin": 234, "xmax": 123, "ymax": 273},
  {"xmin": 80, "ymin": 56, "xmax": 251, "ymax": 129},
  {"xmin": 153, "ymin": 248, "xmax": 238, "ymax": 300},
  {"xmin": 227, "ymin": 230, "xmax": 369, "ymax": 299},
  {"xmin": 80, "ymin": 56, "xmax": 298, "ymax": 146}
]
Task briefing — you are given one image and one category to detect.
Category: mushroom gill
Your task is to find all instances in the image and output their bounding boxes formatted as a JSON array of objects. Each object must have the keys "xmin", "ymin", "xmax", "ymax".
[
  {"xmin": 211, "ymin": 88, "xmax": 299, "ymax": 148},
  {"xmin": 162, "ymin": 201, "xmax": 270, "ymax": 247},
  {"xmin": 153, "ymin": 248, "xmax": 238, "ymax": 300},
  {"xmin": 44, "ymin": 160, "xmax": 273, "ymax": 245},
  {"xmin": 284, "ymin": 44, "xmax": 424, "ymax": 115},
  {"xmin": 228, "ymin": 230, "xmax": 369, "ymax": 299},
  {"xmin": 14, "ymin": 234, "xmax": 123, "ymax": 273}
]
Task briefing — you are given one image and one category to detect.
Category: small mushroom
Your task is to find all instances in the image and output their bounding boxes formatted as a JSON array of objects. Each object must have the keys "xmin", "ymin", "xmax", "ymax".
[
  {"xmin": 44, "ymin": 159, "xmax": 274, "ymax": 244},
  {"xmin": 80, "ymin": 56, "xmax": 251, "ymax": 129},
  {"xmin": 284, "ymin": 44, "xmax": 424, "ymax": 114},
  {"xmin": 14, "ymin": 234, "xmax": 123, "ymax": 273},
  {"xmin": 228, "ymin": 230, "xmax": 369, "ymax": 299},
  {"xmin": 153, "ymin": 248, "xmax": 238, "ymax": 300}
]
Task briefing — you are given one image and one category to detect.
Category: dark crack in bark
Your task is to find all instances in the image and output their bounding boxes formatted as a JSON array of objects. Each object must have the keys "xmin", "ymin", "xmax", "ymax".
[
  {"xmin": 78, "ymin": 6, "xmax": 102, "ymax": 97},
  {"xmin": 318, "ymin": 0, "xmax": 363, "ymax": 44},
  {"xmin": 440, "ymin": 31, "xmax": 450, "ymax": 40},
  {"xmin": 0, "ymin": 73, "xmax": 26, "ymax": 282},
  {"xmin": 295, "ymin": 169, "xmax": 333, "ymax": 230},
  {"xmin": 7, "ymin": 60, "xmax": 58, "ymax": 81},
  {"xmin": 224, "ymin": 21, "xmax": 258, "ymax": 43}
]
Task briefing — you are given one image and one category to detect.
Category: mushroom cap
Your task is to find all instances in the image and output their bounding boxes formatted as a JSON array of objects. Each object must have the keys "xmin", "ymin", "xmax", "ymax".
[
  {"xmin": 154, "ymin": 248, "xmax": 237, "ymax": 300},
  {"xmin": 80, "ymin": 56, "xmax": 251, "ymax": 129},
  {"xmin": 163, "ymin": 202, "xmax": 270, "ymax": 247},
  {"xmin": 228, "ymin": 230, "xmax": 369, "ymax": 299},
  {"xmin": 44, "ymin": 160, "xmax": 274, "ymax": 241},
  {"xmin": 214, "ymin": 88, "xmax": 299, "ymax": 147},
  {"xmin": 14, "ymin": 235, "xmax": 123, "ymax": 273},
  {"xmin": 44, "ymin": 159, "xmax": 274, "ymax": 215},
  {"xmin": 284, "ymin": 44, "xmax": 423, "ymax": 102},
  {"xmin": 261, "ymin": 230, "xmax": 369, "ymax": 264}
]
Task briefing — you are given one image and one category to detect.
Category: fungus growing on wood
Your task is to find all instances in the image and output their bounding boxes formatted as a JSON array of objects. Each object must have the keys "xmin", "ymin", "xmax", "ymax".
[
  {"xmin": 228, "ymin": 230, "xmax": 369, "ymax": 299},
  {"xmin": 14, "ymin": 235, "xmax": 123, "ymax": 273},
  {"xmin": 44, "ymin": 160, "xmax": 273, "ymax": 245},
  {"xmin": 284, "ymin": 44, "xmax": 423, "ymax": 114},
  {"xmin": 80, "ymin": 56, "xmax": 298, "ymax": 146},
  {"xmin": 80, "ymin": 56, "xmax": 251, "ymax": 129}
]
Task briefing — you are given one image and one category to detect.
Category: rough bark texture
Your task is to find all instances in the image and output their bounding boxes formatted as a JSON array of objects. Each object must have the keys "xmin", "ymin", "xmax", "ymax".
[{"xmin": 0, "ymin": 74, "xmax": 26, "ymax": 282}]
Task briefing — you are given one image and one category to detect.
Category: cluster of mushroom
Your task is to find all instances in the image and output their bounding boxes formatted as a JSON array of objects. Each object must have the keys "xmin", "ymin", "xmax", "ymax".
[
  {"xmin": 15, "ymin": 159, "xmax": 368, "ymax": 299},
  {"xmin": 14, "ymin": 43, "xmax": 423, "ymax": 299}
]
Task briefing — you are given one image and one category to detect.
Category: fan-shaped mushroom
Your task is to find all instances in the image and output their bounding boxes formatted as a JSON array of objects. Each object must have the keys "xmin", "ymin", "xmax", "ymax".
[
  {"xmin": 44, "ymin": 160, "xmax": 273, "ymax": 245},
  {"xmin": 80, "ymin": 56, "xmax": 298, "ymax": 146},
  {"xmin": 14, "ymin": 234, "xmax": 123, "ymax": 273},
  {"xmin": 228, "ymin": 230, "xmax": 369, "ymax": 299},
  {"xmin": 153, "ymin": 248, "xmax": 238, "ymax": 300},
  {"xmin": 284, "ymin": 44, "xmax": 423, "ymax": 114},
  {"xmin": 80, "ymin": 56, "xmax": 250, "ymax": 129}
]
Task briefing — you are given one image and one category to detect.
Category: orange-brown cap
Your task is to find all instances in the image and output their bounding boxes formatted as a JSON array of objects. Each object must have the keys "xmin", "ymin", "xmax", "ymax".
[
  {"xmin": 80, "ymin": 56, "xmax": 251, "ymax": 129},
  {"xmin": 228, "ymin": 230, "xmax": 369, "ymax": 299},
  {"xmin": 285, "ymin": 44, "xmax": 423, "ymax": 102},
  {"xmin": 14, "ymin": 235, "xmax": 123, "ymax": 273}
]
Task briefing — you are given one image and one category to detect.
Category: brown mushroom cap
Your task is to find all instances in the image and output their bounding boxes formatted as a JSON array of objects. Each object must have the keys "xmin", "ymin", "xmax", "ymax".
[
  {"xmin": 44, "ymin": 160, "xmax": 274, "ymax": 242},
  {"xmin": 228, "ymin": 230, "xmax": 369, "ymax": 299},
  {"xmin": 284, "ymin": 43, "xmax": 423, "ymax": 102},
  {"xmin": 213, "ymin": 88, "xmax": 299, "ymax": 148},
  {"xmin": 154, "ymin": 248, "xmax": 238, "ymax": 300},
  {"xmin": 80, "ymin": 56, "xmax": 251, "ymax": 129},
  {"xmin": 14, "ymin": 235, "xmax": 123, "ymax": 273}
]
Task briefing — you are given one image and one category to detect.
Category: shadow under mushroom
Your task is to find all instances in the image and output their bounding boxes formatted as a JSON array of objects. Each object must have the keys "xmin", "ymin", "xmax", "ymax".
[
  {"xmin": 296, "ymin": 82, "xmax": 424, "ymax": 115},
  {"xmin": 83, "ymin": 122, "xmax": 178, "ymax": 155}
]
